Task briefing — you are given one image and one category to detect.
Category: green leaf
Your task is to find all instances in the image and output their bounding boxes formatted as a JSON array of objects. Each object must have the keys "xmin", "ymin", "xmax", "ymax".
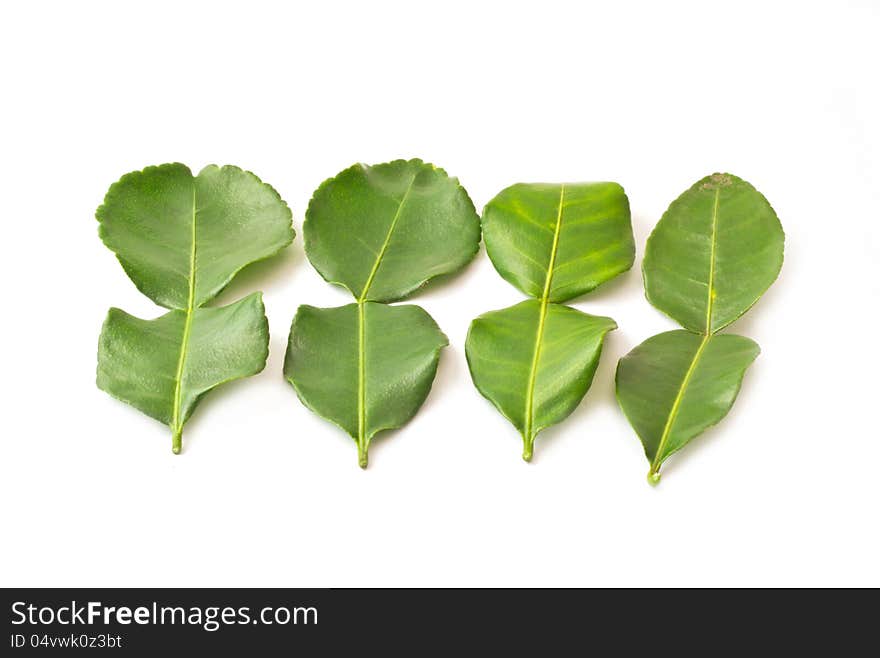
[
  {"xmin": 303, "ymin": 158, "xmax": 480, "ymax": 303},
  {"xmin": 642, "ymin": 173, "xmax": 784, "ymax": 334},
  {"xmin": 97, "ymin": 293, "xmax": 269, "ymax": 442},
  {"xmin": 289, "ymin": 158, "xmax": 477, "ymax": 467},
  {"xmin": 615, "ymin": 331, "xmax": 760, "ymax": 484},
  {"xmin": 467, "ymin": 182, "xmax": 631, "ymax": 461},
  {"xmin": 284, "ymin": 302, "xmax": 448, "ymax": 468},
  {"xmin": 98, "ymin": 163, "xmax": 294, "ymax": 310},
  {"xmin": 466, "ymin": 300, "xmax": 616, "ymax": 460},
  {"xmin": 96, "ymin": 163, "xmax": 294, "ymax": 452},
  {"xmin": 482, "ymin": 182, "xmax": 634, "ymax": 302},
  {"xmin": 617, "ymin": 173, "xmax": 783, "ymax": 483}
]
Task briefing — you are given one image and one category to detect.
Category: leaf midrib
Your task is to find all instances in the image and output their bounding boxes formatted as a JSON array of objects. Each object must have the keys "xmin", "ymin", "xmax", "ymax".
[
  {"xmin": 170, "ymin": 182, "xmax": 198, "ymax": 452},
  {"xmin": 355, "ymin": 174, "xmax": 417, "ymax": 467},
  {"xmin": 650, "ymin": 188, "xmax": 720, "ymax": 473},
  {"xmin": 356, "ymin": 300, "xmax": 367, "ymax": 467},
  {"xmin": 705, "ymin": 187, "xmax": 720, "ymax": 334},
  {"xmin": 522, "ymin": 184, "xmax": 565, "ymax": 452},
  {"xmin": 650, "ymin": 333, "xmax": 710, "ymax": 476},
  {"xmin": 357, "ymin": 174, "xmax": 417, "ymax": 303}
]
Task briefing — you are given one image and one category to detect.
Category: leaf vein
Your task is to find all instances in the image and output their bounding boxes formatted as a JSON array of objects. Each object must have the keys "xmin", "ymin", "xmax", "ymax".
[
  {"xmin": 650, "ymin": 334, "xmax": 710, "ymax": 476},
  {"xmin": 358, "ymin": 174, "xmax": 417, "ymax": 302},
  {"xmin": 170, "ymin": 181, "xmax": 198, "ymax": 453},
  {"xmin": 522, "ymin": 184, "xmax": 565, "ymax": 455}
]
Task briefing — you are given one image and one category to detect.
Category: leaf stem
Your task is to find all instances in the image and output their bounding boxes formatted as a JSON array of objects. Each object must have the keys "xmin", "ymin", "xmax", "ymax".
[
  {"xmin": 522, "ymin": 434, "xmax": 535, "ymax": 462},
  {"xmin": 172, "ymin": 428, "xmax": 182, "ymax": 455},
  {"xmin": 357, "ymin": 439, "xmax": 369, "ymax": 469}
]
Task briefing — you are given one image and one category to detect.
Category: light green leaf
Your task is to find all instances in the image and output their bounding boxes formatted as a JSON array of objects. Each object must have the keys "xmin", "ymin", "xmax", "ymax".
[
  {"xmin": 284, "ymin": 302, "xmax": 448, "ymax": 468},
  {"xmin": 303, "ymin": 158, "xmax": 480, "ymax": 303},
  {"xmin": 482, "ymin": 182, "xmax": 634, "ymax": 302},
  {"xmin": 615, "ymin": 330, "xmax": 760, "ymax": 484},
  {"xmin": 96, "ymin": 163, "xmax": 294, "ymax": 452},
  {"xmin": 466, "ymin": 300, "xmax": 615, "ymax": 460},
  {"xmin": 98, "ymin": 293, "xmax": 269, "ymax": 437},
  {"xmin": 467, "ymin": 181, "xmax": 631, "ymax": 461},
  {"xmin": 642, "ymin": 173, "xmax": 784, "ymax": 334}
]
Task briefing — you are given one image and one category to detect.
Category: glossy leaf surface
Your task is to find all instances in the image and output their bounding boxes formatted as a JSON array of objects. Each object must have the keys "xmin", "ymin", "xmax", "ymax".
[
  {"xmin": 616, "ymin": 331, "xmax": 759, "ymax": 483},
  {"xmin": 466, "ymin": 300, "xmax": 615, "ymax": 460},
  {"xmin": 467, "ymin": 181, "xmax": 631, "ymax": 460},
  {"xmin": 482, "ymin": 182, "xmax": 634, "ymax": 302},
  {"xmin": 643, "ymin": 173, "xmax": 784, "ymax": 334},
  {"xmin": 304, "ymin": 158, "xmax": 480, "ymax": 303},
  {"xmin": 284, "ymin": 302, "xmax": 448, "ymax": 468},
  {"xmin": 96, "ymin": 163, "xmax": 293, "ymax": 452}
]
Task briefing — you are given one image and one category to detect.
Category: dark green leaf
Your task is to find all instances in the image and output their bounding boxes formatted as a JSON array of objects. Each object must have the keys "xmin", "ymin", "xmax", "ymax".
[
  {"xmin": 284, "ymin": 302, "xmax": 448, "ymax": 468},
  {"xmin": 96, "ymin": 163, "xmax": 294, "ymax": 452},
  {"xmin": 303, "ymin": 158, "xmax": 480, "ymax": 303},
  {"xmin": 616, "ymin": 331, "xmax": 759, "ymax": 484},
  {"xmin": 466, "ymin": 300, "xmax": 615, "ymax": 460},
  {"xmin": 642, "ymin": 173, "xmax": 784, "ymax": 334}
]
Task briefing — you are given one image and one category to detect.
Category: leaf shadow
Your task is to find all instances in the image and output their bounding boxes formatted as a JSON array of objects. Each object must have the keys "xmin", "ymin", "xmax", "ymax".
[
  {"xmin": 175, "ymin": 376, "xmax": 257, "ymax": 454},
  {"xmin": 718, "ymin": 270, "xmax": 788, "ymax": 338},
  {"xmin": 526, "ymin": 326, "xmax": 625, "ymax": 464},
  {"xmin": 175, "ymin": 328, "xmax": 295, "ymax": 454},
  {"xmin": 211, "ymin": 246, "xmax": 300, "ymax": 307},
  {"xmin": 653, "ymin": 353, "xmax": 765, "ymax": 482},
  {"xmin": 574, "ymin": 264, "xmax": 640, "ymax": 306},
  {"xmin": 408, "ymin": 242, "xmax": 486, "ymax": 301},
  {"xmin": 365, "ymin": 337, "xmax": 464, "ymax": 467}
]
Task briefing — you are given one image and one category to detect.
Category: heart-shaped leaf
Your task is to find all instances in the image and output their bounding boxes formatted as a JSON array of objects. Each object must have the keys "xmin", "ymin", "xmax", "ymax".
[
  {"xmin": 467, "ymin": 182, "xmax": 633, "ymax": 460},
  {"xmin": 616, "ymin": 331, "xmax": 760, "ymax": 484},
  {"xmin": 466, "ymin": 300, "xmax": 616, "ymax": 460},
  {"xmin": 288, "ymin": 159, "xmax": 479, "ymax": 467},
  {"xmin": 642, "ymin": 173, "xmax": 784, "ymax": 334},
  {"xmin": 96, "ymin": 163, "xmax": 294, "ymax": 452},
  {"xmin": 304, "ymin": 158, "xmax": 481, "ymax": 303},
  {"xmin": 284, "ymin": 303, "xmax": 448, "ymax": 468},
  {"xmin": 98, "ymin": 163, "xmax": 294, "ymax": 310},
  {"xmin": 617, "ymin": 173, "xmax": 784, "ymax": 483}
]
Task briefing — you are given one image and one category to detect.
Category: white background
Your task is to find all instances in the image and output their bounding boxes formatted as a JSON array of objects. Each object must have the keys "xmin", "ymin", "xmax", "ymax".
[{"xmin": 1, "ymin": 1, "xmax": 878, "ymax": 587}]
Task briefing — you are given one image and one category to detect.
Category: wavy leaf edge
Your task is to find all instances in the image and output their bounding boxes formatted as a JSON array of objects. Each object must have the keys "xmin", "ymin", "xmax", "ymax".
[
  {"xmin": 302, "ymin": 158, "xmax": 481, "ymax": 303},
  {"xmin": 96, "ymin": 163, "xmax": 293, "ymax": 453}
]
